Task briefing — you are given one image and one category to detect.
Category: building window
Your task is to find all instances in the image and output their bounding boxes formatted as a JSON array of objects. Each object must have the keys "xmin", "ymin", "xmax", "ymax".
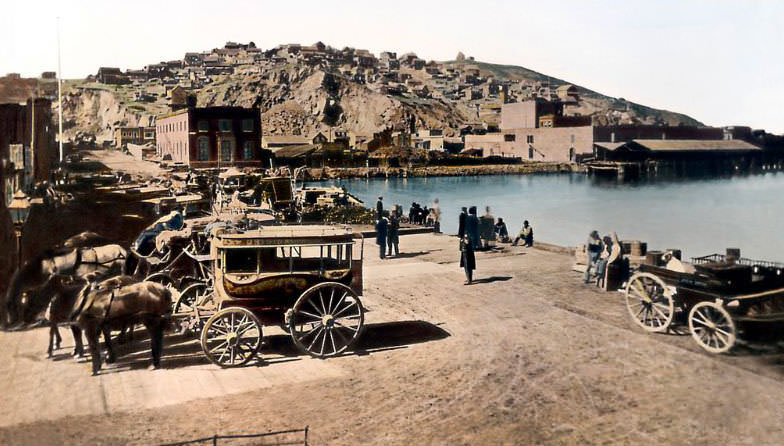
[
  {"xmin": 219, "ymin": 119, "xmax": 232, "ymax": 132},
  {"xmin": 220, "ymin": 139, "xmax": 233, "ymax": 162},
  {"xmin": 243, "ymin": 141, "xmax": 254, "ymax": 160},
  {"xmin": 526, "ymin": 135, "xmax": 534, "ymax": 144},
  {"xmin": 198, "ymin": 120, "xmax": 208, "ymax": 132},
  {"xmin": 528, "ymin": 147, "xmax": 534, "ymax": 159},
  {"xmin": 198, "ymin": 137, "xmax": 209, "ymax": 161},
  {"xmin": 242, "ymin": 119, "xmax": 253, "ymax": 132},
  {"xmin": 504, "ymin": 134, "xmax": 515, "ymax": 142}
]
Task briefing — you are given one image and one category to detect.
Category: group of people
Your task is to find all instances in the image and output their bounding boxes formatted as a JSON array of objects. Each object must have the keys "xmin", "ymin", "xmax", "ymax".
[
  {"xmin": 408, "ymin": 200, "xmax": 441, "ymax": 232},
  {"xmin": 456, "ymin": 206, "xmax": 534, "ymax": 285},
  {"xmin": 374, "ymin": 196, "xmax": 537, "ymax": 285},
  {"xmin": 583, "ymin": 230, "xmax": 614, "ymax": 284},
  {"xmin": 374, "ymin": 197, "xmax": 401, "ymax": 259}
]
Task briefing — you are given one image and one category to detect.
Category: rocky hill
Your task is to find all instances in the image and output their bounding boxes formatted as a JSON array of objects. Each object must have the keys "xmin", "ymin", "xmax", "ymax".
[{"xmin": 2, "ymin": 43, "xmax": 703, "ymax": 143}]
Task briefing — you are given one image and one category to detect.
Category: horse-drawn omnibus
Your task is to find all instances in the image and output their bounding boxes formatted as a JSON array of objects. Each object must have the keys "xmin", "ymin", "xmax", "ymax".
[{"xmin": 176, "ymin": 225, "xmax": 366, "ymax": 367}]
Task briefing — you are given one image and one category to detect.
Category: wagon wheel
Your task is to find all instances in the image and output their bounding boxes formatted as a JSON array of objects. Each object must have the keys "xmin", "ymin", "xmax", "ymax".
[
  {"xmin": 688, "ymin": 301, "xmax": 736, "ymax": 354},
  {"xmin": 289, "ymin": 282, "xmax": 364, "ymax": 358},
  {"xmin": 173, "ymin": 283, "xmax": 213, "ymax": 333},
  {"xmin": 625, "ymin": 272, "xmax": 674, "ymax": 333},
  {"xmin": 200, "ymin": 307, "xmax": 263, "ymax": 367},
  {"xmin": 174, "ymin": 282, "xmax": 214, "ymax": 313}
]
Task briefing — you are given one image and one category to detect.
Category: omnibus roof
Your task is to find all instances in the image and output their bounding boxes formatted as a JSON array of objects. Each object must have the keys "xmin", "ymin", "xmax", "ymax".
[{"xmin": 214, "ymin": 225, "xmax": 356, "ymax": 247}]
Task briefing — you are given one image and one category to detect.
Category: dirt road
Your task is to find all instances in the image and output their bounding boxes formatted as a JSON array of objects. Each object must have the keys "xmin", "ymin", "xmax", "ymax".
[{"xmin": 2, "ymin": 233, "xmax": 783, "ymax": 445}]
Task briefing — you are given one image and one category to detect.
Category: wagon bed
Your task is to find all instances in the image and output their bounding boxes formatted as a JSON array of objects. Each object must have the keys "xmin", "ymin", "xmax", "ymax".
[{"xmin": 626, "ymin": 253, "xmax": 784, "ymax": 353}]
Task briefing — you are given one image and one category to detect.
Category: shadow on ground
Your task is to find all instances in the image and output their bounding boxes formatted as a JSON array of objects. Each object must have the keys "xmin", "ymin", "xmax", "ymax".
[{"xmin": 77, "ymin": 320, "xmax": 450, "ymax": 372}]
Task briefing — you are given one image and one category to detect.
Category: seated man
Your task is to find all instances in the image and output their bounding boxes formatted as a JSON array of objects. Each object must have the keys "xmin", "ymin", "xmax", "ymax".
[
  {"xmin": 495, "ymin": 218, "xmax": 510, "ymax": 243},
  {"xmin": 512, "ymin": 221, "xmax": 533, "ymax": 247}
]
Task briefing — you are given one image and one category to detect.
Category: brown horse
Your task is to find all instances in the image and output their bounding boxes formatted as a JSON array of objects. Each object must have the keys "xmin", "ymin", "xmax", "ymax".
[
  {"xmin": 19, "ymin": 275, "xmax": 137, "ymax": 358},
  {"xmin": 3, "ymin": 243, "xmax": 128, "ymax": 329},
  {"xmin": 73, "ymin": 277, "xmax": 172, "ymax": 375}
]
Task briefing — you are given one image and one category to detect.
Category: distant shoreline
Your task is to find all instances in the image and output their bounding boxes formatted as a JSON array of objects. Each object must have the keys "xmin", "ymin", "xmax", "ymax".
[{"xmin": 303, "ymin": 163, "xmax": 580, "ymax": 180}]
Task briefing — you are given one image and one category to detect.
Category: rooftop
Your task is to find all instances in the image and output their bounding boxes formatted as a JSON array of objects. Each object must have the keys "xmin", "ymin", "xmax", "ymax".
[
  {"xmin": 214, "ymin": 225, "xmax": 356, "ymax": 246},
  {"xmin": 628, "ymin": 139, "xmax": 762, "ymax": 152}
]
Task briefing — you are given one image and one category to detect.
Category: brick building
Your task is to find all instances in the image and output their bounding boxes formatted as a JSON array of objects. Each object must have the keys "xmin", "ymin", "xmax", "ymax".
[
  {"xmin": 465, "ymin": 98, "xmax": 743, "ymax": 162},
  {"xmin": 155, "ymin": 106, "xmax": 263, "ymax": 168}
]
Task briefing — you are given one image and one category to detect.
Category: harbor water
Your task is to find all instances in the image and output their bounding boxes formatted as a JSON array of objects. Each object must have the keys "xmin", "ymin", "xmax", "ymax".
[{"xmin": 310, "ymin": 172, "xmax": 784, "ymax": 262}]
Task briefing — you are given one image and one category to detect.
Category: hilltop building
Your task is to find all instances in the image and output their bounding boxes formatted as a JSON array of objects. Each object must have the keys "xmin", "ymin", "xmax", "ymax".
[{"xmin": 155, "ymin": 106, "xmax": 263, "ymax": 168}]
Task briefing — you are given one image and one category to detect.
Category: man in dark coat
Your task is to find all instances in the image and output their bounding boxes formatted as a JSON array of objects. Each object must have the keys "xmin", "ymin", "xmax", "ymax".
[
  {"xmin": 376, "ymin": 196, "xmax": 384, "ymax": 218},
  {"xmin": 466, "ymin": 206, "xmax": 480, "ymax": 250},
  {"xmin": 460, "ymin": 234, "xmax": 476, "ymax": 284},
  {"xmin": 376, "ymin": 216, "xmax": 389, "ymax": 259},
  {"xmin": 458, "ymin": 207, "xmax": 468, "ymax": 239},
  {"xmin": 387, "ymin": 212, "xmax": 400, "ymax": 257}
]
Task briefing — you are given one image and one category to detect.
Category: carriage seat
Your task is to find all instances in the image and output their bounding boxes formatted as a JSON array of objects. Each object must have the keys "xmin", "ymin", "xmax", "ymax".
[{"xmin": 664, "ymin": 252, "xmax": 697, "ymax": 274}]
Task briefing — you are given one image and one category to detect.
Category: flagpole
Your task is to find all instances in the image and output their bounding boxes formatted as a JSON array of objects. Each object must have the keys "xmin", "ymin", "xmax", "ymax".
[{"xmin": 57, "ymin": 16, "xmax": 64, "ymax": 163}]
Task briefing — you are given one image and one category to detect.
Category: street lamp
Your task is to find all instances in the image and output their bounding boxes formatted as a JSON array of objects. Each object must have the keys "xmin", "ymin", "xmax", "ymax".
[{"xmin": 7, "ymin": 189, "xmax": 32, "ymax": 268}]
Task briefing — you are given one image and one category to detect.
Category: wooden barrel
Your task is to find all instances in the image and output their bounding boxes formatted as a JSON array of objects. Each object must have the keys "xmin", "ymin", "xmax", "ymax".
[
  {"xmin": 629, "ymin": 240, "xmax": 647, "ymax": 257},
  {"xmin": 646, "ymin": 250, "xmax": 664, "ymax": 266}
]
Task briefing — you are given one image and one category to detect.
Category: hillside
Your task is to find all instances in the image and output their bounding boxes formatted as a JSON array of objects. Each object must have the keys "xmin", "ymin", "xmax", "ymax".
[{"xmin": 1, "ymin": 43, "xmax": 703, "ymax": 143}]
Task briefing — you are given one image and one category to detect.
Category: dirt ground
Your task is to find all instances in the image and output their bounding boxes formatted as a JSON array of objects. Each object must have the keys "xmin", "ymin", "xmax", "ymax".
[{"xmin": 2, "ymin": 233, "xmax": 784, "ymax": 446}]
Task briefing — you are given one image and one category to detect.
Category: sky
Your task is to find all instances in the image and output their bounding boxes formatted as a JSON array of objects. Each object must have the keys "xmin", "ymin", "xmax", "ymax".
[{"xmin": 2, "ymin": 0, "xmax": 782, "ymax": 133}]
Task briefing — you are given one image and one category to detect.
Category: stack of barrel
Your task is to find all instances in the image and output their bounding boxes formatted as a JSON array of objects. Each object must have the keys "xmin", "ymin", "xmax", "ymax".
[{"xmin": 621, "ymin": 240, "xmax": 647, "ymax": 257}]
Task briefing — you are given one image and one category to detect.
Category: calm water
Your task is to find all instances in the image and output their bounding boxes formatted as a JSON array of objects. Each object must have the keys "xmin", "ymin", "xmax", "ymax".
[{"xmin": 310, "ymin": 172, "xmax": 784, "ymax": 262}]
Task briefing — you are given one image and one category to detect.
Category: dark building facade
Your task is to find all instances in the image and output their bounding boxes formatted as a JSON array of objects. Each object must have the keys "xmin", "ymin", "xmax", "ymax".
[
  {"xmin": 156, "ymin": 106, "xmax": 263, "ymax": 168},
  {"xmin": 0, "ymin": 98, "xmax": 56, "ymax": 201}
]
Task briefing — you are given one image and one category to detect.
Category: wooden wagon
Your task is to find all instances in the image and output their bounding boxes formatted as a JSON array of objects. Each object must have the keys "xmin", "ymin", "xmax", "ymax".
[
  {"xmin": 625, "ymin": 252, "xmax": 784, "ymax": 353},
  {"xmin": 175, "ymin": 225, "xmax": 366, "ymax": 367}
]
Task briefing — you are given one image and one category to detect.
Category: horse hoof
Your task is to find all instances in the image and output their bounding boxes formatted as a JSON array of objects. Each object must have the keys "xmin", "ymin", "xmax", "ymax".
[
  {"xmin": 91, "ymin": 370, "xmax": 99, "ymax": 376},
  {"xmin": 147, "ymin": 364, "xmax": 159, "ymax": 371}
]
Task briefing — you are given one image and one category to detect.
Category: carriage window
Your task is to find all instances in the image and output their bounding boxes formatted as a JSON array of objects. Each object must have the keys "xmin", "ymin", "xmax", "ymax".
[{"xmin": 224, "ymin": 248, "xmax": 259, "ymax": 273}]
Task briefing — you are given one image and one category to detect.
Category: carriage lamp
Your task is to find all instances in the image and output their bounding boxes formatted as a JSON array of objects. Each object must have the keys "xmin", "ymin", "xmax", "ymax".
[{"xmin": 8, "ymin": 189, "xmax": 32, "ymax": 267}]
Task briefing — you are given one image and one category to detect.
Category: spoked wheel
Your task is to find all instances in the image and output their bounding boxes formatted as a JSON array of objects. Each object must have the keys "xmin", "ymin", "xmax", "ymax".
[
  {"xmin": 625, "ymin": 272, "xmax": 674, "ymax": 333},
  {"xmin": 174, "ymin": 282, "xmax": 213, "ymax": 333},
  {"xmin": 289, "ymin": 282, "xmax": 364, "ymax": 358},
  {"xmin": 200, "ymin": 307, "xmax": 263, "ymax": 367},
  {"xmin": 688, "ymin": 302, "xmax": 736, "ymax": 354},
  {"xmin": 174, "ymin": 282, "xmax": 213, "ymax": 313}
]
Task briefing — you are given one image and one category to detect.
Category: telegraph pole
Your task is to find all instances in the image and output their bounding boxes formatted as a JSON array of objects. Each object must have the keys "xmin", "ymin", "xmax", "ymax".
[{"xmin": 57, "ymin": 16, "xmax": 64, "ymax": 163}]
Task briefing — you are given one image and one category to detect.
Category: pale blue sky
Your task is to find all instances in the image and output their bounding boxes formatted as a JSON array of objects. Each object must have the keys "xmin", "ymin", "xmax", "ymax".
[{"xmin": 2, "ymin": 0, "xmax": 782, "ymax": 133}]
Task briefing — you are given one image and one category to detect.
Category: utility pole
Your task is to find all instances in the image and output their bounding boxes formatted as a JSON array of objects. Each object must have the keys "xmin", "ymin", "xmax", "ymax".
[{"xmin": 57, "ymin": 16, "xmax": 64, "ymax": 163}]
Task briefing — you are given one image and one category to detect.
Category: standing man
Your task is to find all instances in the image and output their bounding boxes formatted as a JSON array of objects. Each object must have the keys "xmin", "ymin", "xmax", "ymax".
[
  {"xmin": 387, "ymin": 211, "xmax": 400, "ymax": 257},
  {"xmin": 376, "ymin": 196, "xmax": 384, "ymax": 218},
  {"xmin": 466, "ymin": 206, "xmax": 480, "ymax": 250},
  {"xmin": 460, "ymin": 233, "xmax": 476, "ymax": 285},
  {"xmin": 431, "ymin": 198, "xmax": 441, "ymax": 233},
  {"xmin": 458, "ymin": 207, "xmax": 468, "ymax": 239},
  {"xmin": 376, "ymin": 216, "xmax": 389, "ymax": 259},
  {"xmin": 584, "ymin": 230, "xmax": 602, "ymax": 283}
]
